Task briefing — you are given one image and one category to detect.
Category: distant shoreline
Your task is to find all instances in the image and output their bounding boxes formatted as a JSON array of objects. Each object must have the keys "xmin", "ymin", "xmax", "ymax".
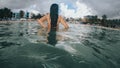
[
  {"xmin": 0, "ymin": 20, "xmax": 21, "ymax": 23},
  {"xmin": 81, "ymin": 24, "xmax": 120, "ymax": 30},
  {"xmin": 0, "ymin": 20, "xmax": 120, "ymax": 30},
  {"xmin": 0, "ymin": 20, "xmax": 36, "ymax": 23}
]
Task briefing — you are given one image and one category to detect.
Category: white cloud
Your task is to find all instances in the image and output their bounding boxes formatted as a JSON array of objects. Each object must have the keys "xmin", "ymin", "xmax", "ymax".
[
  {"xmin": 60, "ymin": 3, "xmax": 75, "ymax": 18},
  {"xmin": 60, "ymin": 0, "xmax": 95, "ymax": 18},
  {"xmin": 29, "ymin": 10, "xmax": 40, "ymax": 15}
]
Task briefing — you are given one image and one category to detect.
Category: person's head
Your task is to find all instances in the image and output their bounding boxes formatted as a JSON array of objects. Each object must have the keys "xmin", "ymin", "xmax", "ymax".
[{"xmin": 50, "ymin": 3, "xmax": 59, "ymax": 28}]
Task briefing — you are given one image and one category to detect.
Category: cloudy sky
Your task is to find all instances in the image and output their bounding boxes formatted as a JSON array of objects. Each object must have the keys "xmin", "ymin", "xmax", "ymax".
[{"xmin": 0, "ymin": 0, "xmax": 120, "ymax": 18}]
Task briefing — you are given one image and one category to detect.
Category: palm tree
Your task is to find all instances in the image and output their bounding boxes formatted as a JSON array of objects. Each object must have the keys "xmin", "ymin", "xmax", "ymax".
[
  {"xmin": 101, "ymin": 14, "xmax": 107, "ymax": 26},
  {"xmin": 94, "ymin": 15, "xmax": 98, "ymax": 24},
  {"xmin": 19, "ymin": 10, "xmax": 25, "ymax": 18},
  {"xmin": 102, "ymin": 15, "xmax": 107, "ymax": 20}
]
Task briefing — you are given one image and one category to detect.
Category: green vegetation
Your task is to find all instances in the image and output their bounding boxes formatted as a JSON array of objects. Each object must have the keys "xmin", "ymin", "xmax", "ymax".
[
  {"xmin": 19, "ymin": 10, "xmax": 25, "ymax": 18},
  {"xmin": 31, "ymin": 13, "xmax": 43, "ymax": 19},
  {"xmin": 0, "ymin": 7, "xmax": 12, "ymax": 20},
  {"xmin": 82, "ymin": 14, "xmax": 120, "ymax": 28},
  {"xmin": 0, "ymin": 7, "xmax": 43, "ymax": 21}
]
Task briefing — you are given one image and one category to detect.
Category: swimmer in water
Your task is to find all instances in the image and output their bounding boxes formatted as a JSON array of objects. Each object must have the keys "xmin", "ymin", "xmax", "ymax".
[{"xmin": 37, "ymin": 3, "xmax": 69, "ymax": 32}]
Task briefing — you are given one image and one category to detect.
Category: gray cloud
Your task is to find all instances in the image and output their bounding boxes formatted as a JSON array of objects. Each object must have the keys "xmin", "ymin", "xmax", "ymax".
[
  {"xmin": 0, "ymin": 0, "xmax": 33, "ymax": 9},
  {"xmin": 81, "ymin": 0, "xmax": 120, "ymax": 18},
  {"xmin": 0, "ymin": 0, "xmax": 57, "ymax": 14},
  {"xmin": 0, "ymin": 0, "xmax": 120, "ymax": 18}
]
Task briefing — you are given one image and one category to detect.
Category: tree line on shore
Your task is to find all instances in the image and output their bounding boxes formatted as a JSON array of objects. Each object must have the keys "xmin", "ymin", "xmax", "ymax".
[
  {"xmin": 0, "ymin": 8, "xmax": 12, "ymax": 20},
  {"xmin": 81, "ymin": 15, "xmax": 120, "ymax": 28},
  {"xmin": 0, "ymin": 7, "xmax": 42, "ymax": 21}
]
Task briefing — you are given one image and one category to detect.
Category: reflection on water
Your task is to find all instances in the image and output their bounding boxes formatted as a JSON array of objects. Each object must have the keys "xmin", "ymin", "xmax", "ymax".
[
  {"xmin": 0, "ymin": 21, "xmax": 120, "ymax": 68},
  {"xmin": 37, "ymin": 26, "xmax": 69, "ymax": 46},
  {"xmin": 47, "ymin": 28, "xmax": 57, "ymax": 46}
]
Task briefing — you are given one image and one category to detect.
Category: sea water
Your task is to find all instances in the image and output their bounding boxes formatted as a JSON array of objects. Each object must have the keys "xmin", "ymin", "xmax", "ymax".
[{"xmin": 0, "ymin": 21, "xmax": 120, "ymax": 68}]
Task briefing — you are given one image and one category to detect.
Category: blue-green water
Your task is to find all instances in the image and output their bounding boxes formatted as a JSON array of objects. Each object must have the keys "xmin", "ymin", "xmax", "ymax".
[{"xmin": 0, "ymin": 21, "xmax": 120, "ymax": 68}]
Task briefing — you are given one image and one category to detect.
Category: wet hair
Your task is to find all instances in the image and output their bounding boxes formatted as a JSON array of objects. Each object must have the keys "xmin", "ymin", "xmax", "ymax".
[{"xmin": 50, "ymin": 3, "xmax": 59, "ymax": 28}]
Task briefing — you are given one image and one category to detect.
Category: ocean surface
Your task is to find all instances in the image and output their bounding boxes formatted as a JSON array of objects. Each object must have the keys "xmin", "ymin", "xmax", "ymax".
[{"xmin": 0, "ymin": 21, "xmax": 120, "ymax": 68}]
